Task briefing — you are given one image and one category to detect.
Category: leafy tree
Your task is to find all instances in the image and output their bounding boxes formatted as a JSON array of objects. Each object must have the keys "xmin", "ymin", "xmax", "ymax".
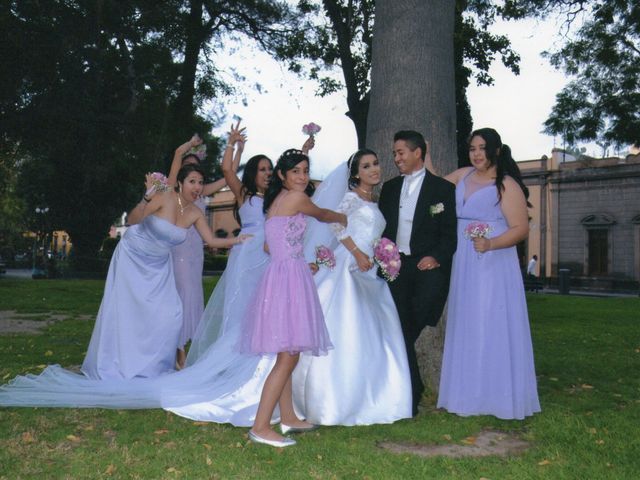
[
  {"xmin": 276, "ymin": 0, "xmax": 520, "ymax": 163},
  {"xmin": 1, "ymin": 0, "xmax": 299, "ymax": 266},
  {"xmin": 502, "ymin": 0, "xmax": 640, "ymax": 148}
]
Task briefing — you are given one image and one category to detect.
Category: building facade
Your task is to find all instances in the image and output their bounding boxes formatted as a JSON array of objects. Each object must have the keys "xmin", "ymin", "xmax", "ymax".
[{"xmin": 521, "ymin": 150, "xmax": 640, "ymax": 292}]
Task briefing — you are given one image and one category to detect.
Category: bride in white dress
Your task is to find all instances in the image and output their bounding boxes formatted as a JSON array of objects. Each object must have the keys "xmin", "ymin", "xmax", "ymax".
[
  {"xmin": 294, "ymin": 150, "xmax": 412, "ymax": 425},
  {"xmin": 0, "ymin": 150, "xmax": 411, "ymax": 428}
]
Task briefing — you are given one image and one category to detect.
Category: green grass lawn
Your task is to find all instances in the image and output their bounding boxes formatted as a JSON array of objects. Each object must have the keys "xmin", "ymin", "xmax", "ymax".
[{"xmin": 0, "ymin": 279, "xmax": 638, "ymax": 479}]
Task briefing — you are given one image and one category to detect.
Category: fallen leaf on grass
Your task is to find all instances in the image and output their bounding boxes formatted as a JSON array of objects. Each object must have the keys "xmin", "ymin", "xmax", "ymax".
[
  {"xmin": 461, "ymin": 436, "xmax": 477, "ymax": 445},
  {"xmin": 549, "ymin": 377, "xmax": 559, "ymax": 382},
  {"xmin": 202, "ymin": 443, "xmax": 212, "ymax": 450},
  {"xmin": 66, "ymin": 434, "xmax": 81, "ymax": 443},
  {"xmin": 442, "ymin": 434, "xmax": 452, "ymax": 441},
  {"xmin": 588, "ymin": 428, "xmax": 597, "ymax": 435},
  {"xmin": 105, "ymin": 464, "xmax": 116, "ymax": 475},
  {"xmin": 2, "ymin": 373, "xmax": 10, "ymax": 380},
  {"xmin": 154, "ymin": 429, "xmax": 169, "ymax": 435},
  {"xmin": 36, "ymin": 365, "xmax": 47, "ymax": 369},
  {"xmin": 44, "ymin": 351, "xmax": 53, "ymax": 357},
  {"xmin": 21, "ymin": 432, "xmax": 35, "ymax": 443},
  {"xmin": 193, "ymin": 421, "xmax": 209, "ymax": 426},
  {"xmin": 206, "ymin": 456, "xmax": 212, "ymax": 466},
  {"xmin": 581, "ymin": 384, "xmax": 594, "ymax": 390},
  {"xmin": 596, "ymin": 440, "xmax": 605, "ymax": 445},
  {"xmin": 166, "ymin": 467, "xmax": 179, "ymax": 473},
  {"xmin": 538, "ymin": 460, "xmax": 551, "ymax": 466}
]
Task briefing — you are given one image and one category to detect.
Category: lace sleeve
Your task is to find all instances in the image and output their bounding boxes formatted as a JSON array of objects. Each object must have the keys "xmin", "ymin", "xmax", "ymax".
[{"xmin": 330, "ymin": 192, "xmax": 360, "ymax": 240}]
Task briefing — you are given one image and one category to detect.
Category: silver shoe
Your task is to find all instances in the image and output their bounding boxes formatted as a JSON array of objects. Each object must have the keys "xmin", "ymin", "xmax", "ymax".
[
  {"xmin": 280, "ymin": 423, "xmax": 319, "ymax": 435},
  {"xmin": 248, "ymin": 430, "xmax": 296, "ymax": 448}
]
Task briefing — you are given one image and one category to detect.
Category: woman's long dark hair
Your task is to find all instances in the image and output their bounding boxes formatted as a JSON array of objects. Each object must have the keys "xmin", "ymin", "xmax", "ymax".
[
  {"xmin": 234, "ymin": 154, "xmax": 272, "ymax": 224},
  {"xmin": 469, "ymin": 128, "xmax": 531, "ymax": 207},
  {"xmin": 347, "ymin": 149, "xmax": 378, "ymax": 189},
  {"xmin": 263, "ymin": 149, "xmax": 315, "ymax": 213}
]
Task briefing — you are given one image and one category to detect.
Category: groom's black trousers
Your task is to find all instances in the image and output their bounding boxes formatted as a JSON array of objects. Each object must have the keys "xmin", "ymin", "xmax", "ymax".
[{"xmin": 388, "ymin": 254, "xmax": 450, "ymax": 415}]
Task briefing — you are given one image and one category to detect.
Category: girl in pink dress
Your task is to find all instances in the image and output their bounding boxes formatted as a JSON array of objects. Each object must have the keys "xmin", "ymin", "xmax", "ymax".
[{"xmin": 240, "ymin": 149, "xmax": 347, "ymax": 447}]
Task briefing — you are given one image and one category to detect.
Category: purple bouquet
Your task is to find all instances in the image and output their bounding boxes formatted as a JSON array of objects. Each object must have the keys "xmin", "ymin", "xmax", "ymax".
[
  {"xmin": 187, "ymin": 143, "xmax": 207, "ymax": 161},
  {"xmin": 374, "ymin": 237, "xmax": 401, "ymax": 281},
  {"xmin": 302, "ymin": 122, "xmax": 322, "ymax": 137},
  {"xmin": 149, "ymin": 172, "xmax": 170, "ymax": 192},
  {"xmin": 315, "ymin": 245, "xmax": 336, "ymax": 270}
]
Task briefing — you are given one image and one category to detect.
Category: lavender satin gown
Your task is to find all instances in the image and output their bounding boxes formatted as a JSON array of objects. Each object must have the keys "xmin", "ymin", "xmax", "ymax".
[
  {"xmin": 82, "ymin": 215, "xmax": 187, "ymax": 379},
  {"xmin": 172, "ymin": 198, "xmax": 206, "ymax": 349},
  {"xmin": 437, "ymin": 171, "xmax": 540, "ymax": 419}
]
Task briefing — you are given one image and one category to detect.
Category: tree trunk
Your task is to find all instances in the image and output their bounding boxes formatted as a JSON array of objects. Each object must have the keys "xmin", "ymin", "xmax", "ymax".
[{"xmin": 366, "ymin": 0, "xmax": 457, "ymax": 392}]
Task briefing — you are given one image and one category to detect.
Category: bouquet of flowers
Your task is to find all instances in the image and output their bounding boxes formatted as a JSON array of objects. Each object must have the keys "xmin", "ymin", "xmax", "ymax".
[
  {"xmin": 149, "ymin": 172, "xmax": 170, "ymax": 193},
  {"xmin": 187, "ymin": 143, "xmax": 207, "ymax": 161},
  {"xmin": 302, "ymin": 122, "xmax": 322, "ymax": 137},
  {"xmin": 463, "ymin": 221, "xmax": 492, "ymax": 258},
  {"xmin": 373, "ymin": 237, "xmax": 401, "ymax": 281},
  {"xmin": 463, "ymin": 221, "xmax": 492, "ymax": 240},
  {"xmin": 315, "ymin": 245, "xmax": 336, "ymax": 270}
]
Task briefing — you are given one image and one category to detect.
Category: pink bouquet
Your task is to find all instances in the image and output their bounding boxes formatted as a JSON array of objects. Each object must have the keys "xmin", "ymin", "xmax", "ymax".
[
  {"xmin": 374, "ymin": 237, "xmax": 401, "ymax": 281},
  {"xmin": 302, "ymin": 122, "xmax": 322, "ymax": 137},
  {"xmin": 149, "ymin": 172, "xmax": 170, "ymax": 192},
  {"xmin": 464, "ymin": 221, "xmax": 492, "ymax": 239},
  {"xmin": 315, "ymin": 245, "xmax": 336, "ymax": 270}
]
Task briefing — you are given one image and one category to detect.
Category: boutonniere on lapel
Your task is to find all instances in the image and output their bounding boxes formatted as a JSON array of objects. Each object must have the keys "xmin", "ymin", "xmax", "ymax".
[{"xmin": 429, "ymin": 202, "xmax": 444, "ymax": 217}]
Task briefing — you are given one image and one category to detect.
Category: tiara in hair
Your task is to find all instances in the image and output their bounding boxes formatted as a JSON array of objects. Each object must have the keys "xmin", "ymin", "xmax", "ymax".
[{"xmin": 347, "ymin": 152, "xmax": 357, "ymax": 171}]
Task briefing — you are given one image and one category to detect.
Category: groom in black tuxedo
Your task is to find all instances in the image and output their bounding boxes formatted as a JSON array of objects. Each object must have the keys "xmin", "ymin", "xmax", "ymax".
[{"xmin": 378, "ymin": 130, "xmax": 457, "ymax": 415}]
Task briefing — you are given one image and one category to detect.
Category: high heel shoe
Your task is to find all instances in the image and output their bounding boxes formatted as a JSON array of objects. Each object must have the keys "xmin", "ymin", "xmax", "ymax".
[
  {"xmin": 248, "ymin": 430, "xmax": 296, "ymax": 448},
  {"xmin": 280, "ymin": 423, "xmax": 319, "ymax": 435}
]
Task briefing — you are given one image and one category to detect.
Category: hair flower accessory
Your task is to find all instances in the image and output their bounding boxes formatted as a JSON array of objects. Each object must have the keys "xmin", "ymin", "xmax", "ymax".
[
  {"xmin": 302, "ymin": 122, "xmax": 322, "ymax": 137},
  {"xmin": 374, "ymin": 237, "xmax": 401, "ymax": 281},
  {"xmin": 429, "ymin": 202, "xmax": 444, "ymax": 216},
  {"xmin": 315, "ymin": 245, "xmax": 336, "ymax": 270}
]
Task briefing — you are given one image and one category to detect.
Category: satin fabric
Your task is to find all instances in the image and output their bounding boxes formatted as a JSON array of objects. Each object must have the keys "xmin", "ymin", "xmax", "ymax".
[
  {"xmin": 293, "ymin": 192, "xmax": 412, "ymax": 425},
  {"xmin": 437, "ymin": 170, "xmax": 540, "ymax": 419}
]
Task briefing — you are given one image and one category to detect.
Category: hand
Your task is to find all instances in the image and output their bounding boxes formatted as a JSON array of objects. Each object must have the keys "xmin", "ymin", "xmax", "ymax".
[
  {"xmin": 472, "ymin": 237, "xmax": 491, "ymax": 253},
  {"xmin": 302, "ymin": 136, "xmax": 315, "ymax": 154},
  {"xmin": 144, "ymin": 173, "xmax": 157, "ymax": 197},
  {"xmin": 235, "ymin": 234, "xmax": 253, "ymax": 245},
  {"xmin": 228, "ymin": 120, "xmax": 247, "ymax": 146},
  {"xmin": 353, "ymin": 249, "xmax": 373, "ymax": 272},
  {"xmin": 309, "ymin": 263, "xmax": 319, "ymax": 275},
  {"xmin": 417, "ymin": 255, "xmax": 440, "ymax": 271},
  {"xmin": 190, "ymin": 134, "xmax": 203, "ymax": 148}
]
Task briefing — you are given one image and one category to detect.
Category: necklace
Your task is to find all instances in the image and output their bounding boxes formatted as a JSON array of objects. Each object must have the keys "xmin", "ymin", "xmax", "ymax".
[
  {"xmin": 356, "ymin": 185, "xmax": 373, "ymax": 200},
  {"xmin": 177, "ymin": 192, "xmax": 185, "ymax": 216}
]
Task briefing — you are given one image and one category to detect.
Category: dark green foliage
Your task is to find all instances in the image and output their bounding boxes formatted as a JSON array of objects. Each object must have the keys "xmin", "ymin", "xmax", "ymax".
[{"xmin": 502, "ymin": 0, "xmax": 640, "ymax": 148}]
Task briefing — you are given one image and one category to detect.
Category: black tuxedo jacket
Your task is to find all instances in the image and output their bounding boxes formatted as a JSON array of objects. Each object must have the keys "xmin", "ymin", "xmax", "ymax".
[{"xmin": 378, "ymin": 170, "xmax": 457, "ymax": 269}]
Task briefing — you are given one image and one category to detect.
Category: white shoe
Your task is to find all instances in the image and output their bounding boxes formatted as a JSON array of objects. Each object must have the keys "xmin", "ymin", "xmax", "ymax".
[
  {"xmin": 248, "ymin": 430, "xmax": 296, "ymax": 448},
  {"xmin": 280, "ymin": 423, "xmax": 319, "ymax": 435}
]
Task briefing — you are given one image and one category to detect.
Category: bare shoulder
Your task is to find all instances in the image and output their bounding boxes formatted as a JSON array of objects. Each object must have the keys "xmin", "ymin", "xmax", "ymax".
[{"xmin": 445, "ymin": 167, "xmax": 472, "ymax": 185}]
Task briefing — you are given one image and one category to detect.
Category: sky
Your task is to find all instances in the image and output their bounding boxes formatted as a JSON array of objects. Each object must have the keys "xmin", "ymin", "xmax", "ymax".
[{"xmin": 209, "ymin": 15, "xmax": 600, "ymax": 179}]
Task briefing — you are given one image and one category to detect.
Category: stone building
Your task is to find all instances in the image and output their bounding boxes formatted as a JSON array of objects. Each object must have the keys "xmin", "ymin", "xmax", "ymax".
[{"xmin": 520, "ymin": 150, "xmax": 640, "ymax": 292}]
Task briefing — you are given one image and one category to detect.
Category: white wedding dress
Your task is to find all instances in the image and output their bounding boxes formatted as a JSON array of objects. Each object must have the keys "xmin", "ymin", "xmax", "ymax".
[
  {"xmin": 293, "ymin": 190, "xmax": 412, "ymax": 425},
  {"xmin": 0, "ymin": 163, "xmax": 411, "ymax": 426}
]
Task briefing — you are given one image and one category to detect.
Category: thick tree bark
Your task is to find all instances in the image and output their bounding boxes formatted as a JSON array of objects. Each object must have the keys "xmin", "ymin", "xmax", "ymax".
[{"xmin": 366, "ymin": 0, "xmax": 457, "ymax": 392}]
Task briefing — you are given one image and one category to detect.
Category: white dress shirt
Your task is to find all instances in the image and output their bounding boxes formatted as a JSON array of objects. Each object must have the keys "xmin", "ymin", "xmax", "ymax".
[{"xmin": 396, "ymin": 168, "xmax": 426, "ymax": 255}]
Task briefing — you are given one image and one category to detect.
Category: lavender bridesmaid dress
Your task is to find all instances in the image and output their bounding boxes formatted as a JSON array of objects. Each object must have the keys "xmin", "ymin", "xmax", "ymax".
[
  {"xmin": 172, "ymin": 198, "xmax": 206, "ymax": 349},
  {"xmin": 437, "ymin": 170, "xmax": 540, "ymax": 419}
]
